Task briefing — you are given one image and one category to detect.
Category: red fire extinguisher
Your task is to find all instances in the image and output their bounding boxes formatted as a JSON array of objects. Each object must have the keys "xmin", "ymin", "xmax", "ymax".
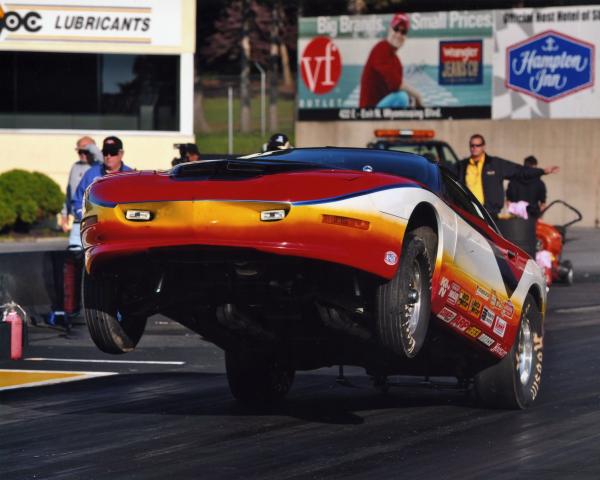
[{"xmin": 2, "ymin": 302, "xmax": 26, "ymax": 360}]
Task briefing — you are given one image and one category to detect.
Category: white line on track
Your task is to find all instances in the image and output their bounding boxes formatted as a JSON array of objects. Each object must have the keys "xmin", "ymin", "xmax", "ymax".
[
  {"xmin": 555, "ymin": 305, "xmax": 600, "ymax": 314},
  {"xmin": 25, "ymin": 357, "xmax": 186, "ymax": 365}
]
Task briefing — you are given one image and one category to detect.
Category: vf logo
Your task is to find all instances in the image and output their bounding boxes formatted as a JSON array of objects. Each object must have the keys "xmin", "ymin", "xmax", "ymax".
[
  {"xmin": 0, "ymin": 5, "xmax": 42, "ymax": 34},
  {"xmin": 300, "ymin": 36, "xmax": 341, "ymax": 95}
]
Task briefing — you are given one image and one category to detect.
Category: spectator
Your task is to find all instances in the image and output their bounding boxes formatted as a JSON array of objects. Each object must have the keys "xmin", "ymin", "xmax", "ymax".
[
  {"xmin": 359, "ymin": 13, "xmax": 423, "ymax": 109},
  {"xmin": 171, "ymin": 143, "xmax": 201, "ymax": 166},
  {"xmin": 456, "ymin": 134, "xmax": 558, "ymax": 219},
  {"xmin": 70, "ymin": 136, "xmax": 133, "ymax": 248},
  {"xmin": 506, "ymin": 155, "xmax": 547, "ymax": 219},
  {"xmin": 263, "ymin": 133, "xmax": 292, "ymax": 152},
  {"xmin": 185, "ymin": 143, "xmax": 201, "ymax": 162},
  {"xmin": 59, "ymin": 136, "xmax": 102, "ymax": 232}
]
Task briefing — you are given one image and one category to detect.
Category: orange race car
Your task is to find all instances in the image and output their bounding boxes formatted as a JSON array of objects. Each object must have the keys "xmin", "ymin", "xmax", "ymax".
[{"xmin": 80, "ymin": 148, "xmax": 547, "ymax": 409}]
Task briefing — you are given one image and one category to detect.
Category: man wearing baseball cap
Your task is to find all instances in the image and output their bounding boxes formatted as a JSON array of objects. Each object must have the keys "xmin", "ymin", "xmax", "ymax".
[
  {"xmin": 69, "ymin": 135, "xmax": 133, "ymax": 248},
  {"xmin": 359, "ymin": 13, "xmax": 423, "ymax": 109}
]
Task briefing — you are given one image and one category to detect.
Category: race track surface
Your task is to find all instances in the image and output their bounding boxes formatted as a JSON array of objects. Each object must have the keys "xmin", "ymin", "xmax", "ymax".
[{"xmin": 1, "ymin": 228, "xmax": 600, "ymax": 479}]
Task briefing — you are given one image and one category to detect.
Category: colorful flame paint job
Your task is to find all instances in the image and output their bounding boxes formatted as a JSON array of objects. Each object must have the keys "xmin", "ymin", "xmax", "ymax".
[
  {"xmin": 82, "ymin": 168, "xmax": 412, "ymax": 279},
  {"xmin": 81, "ymin": 148, "xmax": 547, "ymax": 370}
]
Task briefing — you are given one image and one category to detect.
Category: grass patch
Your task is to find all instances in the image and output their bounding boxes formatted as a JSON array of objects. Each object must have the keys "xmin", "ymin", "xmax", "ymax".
[{"xmin": 197, "ymin": 95, "xmax": 295, "ymax": 155}]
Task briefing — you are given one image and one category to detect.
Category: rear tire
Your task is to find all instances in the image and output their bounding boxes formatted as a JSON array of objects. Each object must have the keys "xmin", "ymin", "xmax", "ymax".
[
  {"xmin": 225, "ymin": 350, "xmax": 294, "ymax": 405},
  {"xmin": 475, "ymin": 294, "xmax": 543, "ymax": 409},
  {"xmin": 83, "ymin": 271, "xmax": 147, "ymax": 354},
  {"xmin": 376, "ymin": 227, "xmax": 436, "ymax": 358}
]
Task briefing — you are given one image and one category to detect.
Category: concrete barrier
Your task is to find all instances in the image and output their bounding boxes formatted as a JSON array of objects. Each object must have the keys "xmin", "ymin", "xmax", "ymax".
[{"xmin": 0, "ymin": 240, "xmax": 69, "ymax": 322}]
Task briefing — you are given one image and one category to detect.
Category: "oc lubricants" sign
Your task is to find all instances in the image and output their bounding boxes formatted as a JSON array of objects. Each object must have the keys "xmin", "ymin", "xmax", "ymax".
[{"xmin": 506, "ymin": 30, "xmax": 594, "ymax": 102}]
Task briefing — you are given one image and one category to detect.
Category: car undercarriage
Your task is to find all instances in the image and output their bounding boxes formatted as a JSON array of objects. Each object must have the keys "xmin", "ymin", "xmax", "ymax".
[{"xmin": 90, "ymin": 246, "xmax": 494, "ymax": 380}]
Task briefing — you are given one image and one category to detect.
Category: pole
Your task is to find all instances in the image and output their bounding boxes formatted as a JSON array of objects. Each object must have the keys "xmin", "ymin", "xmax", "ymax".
[
  {"xmin": 254, "ymin": 62, "xmax": 266, "ymax": 137},
  {"xmin": 228, "ymin": 86, "xmax": 233, "ymax": 155}
]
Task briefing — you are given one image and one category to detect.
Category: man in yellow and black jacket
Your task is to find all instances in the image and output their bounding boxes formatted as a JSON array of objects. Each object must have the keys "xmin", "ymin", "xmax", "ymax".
[{"xmin": 456, "ymin": 134, "xmax": 559, "ymax": 219}]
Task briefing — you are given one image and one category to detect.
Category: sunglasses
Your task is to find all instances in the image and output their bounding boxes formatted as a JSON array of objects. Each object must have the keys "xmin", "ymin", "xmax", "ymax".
[
  {"xmin": 469, "ymin": 142, "xmax": 484, "ymax": 148},
  {"xmin": 393, "ymin": 25, "xmax": 408, "ymax": 35},
  {"xmin": 102, "ymin": 148, "xmax": 121, "ymax": 157},
  {"xmin": 77, "ymin": 149, "xmax": 88, "ymax": 155}
]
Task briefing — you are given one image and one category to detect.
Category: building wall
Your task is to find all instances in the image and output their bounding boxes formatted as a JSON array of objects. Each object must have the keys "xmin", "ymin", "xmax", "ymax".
[
  {"xmin": 296, "ymin": 119, "xmax": 600, "ymax": 227},
  {"xmin": 0, "ymin": 0, "xmax": 196, "ymax": 192},
  {"xmin": 0, "ymin": 131, "xmax": 194, "ymax": 190}
]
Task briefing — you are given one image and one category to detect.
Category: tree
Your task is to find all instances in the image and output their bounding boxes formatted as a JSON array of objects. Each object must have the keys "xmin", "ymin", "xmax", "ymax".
[
  {"xmin": 269, "ymin": 2, "xmax": 280, "ymax": 130},
  {"xmin": 240, "ymin": 0, "xmax": 252, "ymax": 132}
]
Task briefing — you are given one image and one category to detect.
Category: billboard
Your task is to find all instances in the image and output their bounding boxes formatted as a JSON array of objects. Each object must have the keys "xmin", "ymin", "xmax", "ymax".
[
  {"xmin": 299, "ymin": 6, "xmax": 600, "ymax": 121},
  {"xmin": 298, "ymin": 11, "xmax": 494, "ymax": 121},
  {"xmin": 493, "ymin": 5, "xmax": 599, "ymax": 119}
]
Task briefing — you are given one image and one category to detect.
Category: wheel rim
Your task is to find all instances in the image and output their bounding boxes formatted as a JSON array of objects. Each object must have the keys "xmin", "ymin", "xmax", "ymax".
[
  {"xmin": 404, "ymin": 259, "xmax": 422, "ymax": 335},
  {"xmin": 518, "ymin": 317, "xmax": 533, "ymax": 385}
]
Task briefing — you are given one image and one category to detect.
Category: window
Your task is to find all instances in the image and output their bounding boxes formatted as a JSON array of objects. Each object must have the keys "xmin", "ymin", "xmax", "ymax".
[
  {"xmin": 440, "ymin": 144, "xmax": 459, "ymax": 167},
  {"xmin": 0, "ymin": 52, "xmax": 179, "ymax": 131},
  {"xmin": 441, "ymin": 171, "xmax": 499, "ymax": 233}
]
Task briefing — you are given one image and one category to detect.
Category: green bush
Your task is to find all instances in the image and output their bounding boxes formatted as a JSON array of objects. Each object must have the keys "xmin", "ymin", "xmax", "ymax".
[
  {"xmin": 30, "ymin": 172, "xmax": 65, "ymax": 217},
  {"xmin": 0, "ymin": 200, "xmax": 17, "ymax": 230},
  {"xmin": 0, "ymin": 169, "xmax": 65, "ymax": 230}
]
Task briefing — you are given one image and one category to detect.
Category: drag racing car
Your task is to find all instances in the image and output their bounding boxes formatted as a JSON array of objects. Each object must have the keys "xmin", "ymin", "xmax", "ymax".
[{"xmin": 81, "ymin": 148, "xmax": 546, "ymax": 409}]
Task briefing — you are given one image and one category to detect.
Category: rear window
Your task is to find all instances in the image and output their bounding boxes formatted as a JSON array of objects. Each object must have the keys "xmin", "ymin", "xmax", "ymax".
[{"xmin": 251, "ymin": 148, "xmax": 441, "ymax": 192}]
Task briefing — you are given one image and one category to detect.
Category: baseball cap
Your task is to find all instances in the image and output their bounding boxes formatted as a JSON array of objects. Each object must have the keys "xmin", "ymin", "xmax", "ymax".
[
  {"xmin": 266, "ymin": 133, "xmax": 291, "ymax": 151},
  {"xmin": 102, "ymin": 136, "xmax": 123, "ymax": 156},
  {"xmin": 390, "ymin": 13, "xmax": 410, "ymax": 32}
]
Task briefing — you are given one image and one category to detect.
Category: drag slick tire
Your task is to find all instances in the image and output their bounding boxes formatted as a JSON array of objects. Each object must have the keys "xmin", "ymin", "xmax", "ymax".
[
  {"xmin": 376, "ymin": 227, "xmax": 435, "ymax": 358},
  {"xmin": 83, "ymin": 271, "xmax": 147, "ymax": 354},
  {"xmin": 225, "ymin": 350, "xmax": 295, "ymax": 405},
  {"xmin": 475, "ymin": 294, "xmax": 543, "ymax": 409}
]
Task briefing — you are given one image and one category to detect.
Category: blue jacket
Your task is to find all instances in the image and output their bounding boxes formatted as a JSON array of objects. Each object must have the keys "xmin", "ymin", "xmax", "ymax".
[{"xmin": 71, "ymin": 162, "xmax": 133, "ymax": 222}]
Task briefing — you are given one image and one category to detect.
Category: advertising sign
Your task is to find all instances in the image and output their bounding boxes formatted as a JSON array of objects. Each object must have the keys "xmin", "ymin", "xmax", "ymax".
[
  {"xmin": 0, "ymin": 0, "xmax": 182, "ymax": 49},
  {"xmin": 298, "ymin": 11, "xmax": 494, "ymax": 121},
  {"xmin": 493, "ymin": 5, "xmax": 599, "ymax": 119}
]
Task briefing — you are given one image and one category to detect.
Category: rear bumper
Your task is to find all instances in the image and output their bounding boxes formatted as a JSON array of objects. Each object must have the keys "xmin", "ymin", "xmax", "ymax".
[{"xmin": 82, "ymin": 199, "xmax": 407, "ymax": 279}]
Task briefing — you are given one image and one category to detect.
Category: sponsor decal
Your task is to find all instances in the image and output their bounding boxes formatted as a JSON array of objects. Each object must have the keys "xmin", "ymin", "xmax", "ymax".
[
  {"xmin": 506, "ymin": 30, "xmax": 594, "ymax": 102},
  {"xmin": 447, "ymin": 289, "xmax": 459, "ymax": 305},
  {"xmin": 490, "ymin": 343, "xmax": 508, "ymax": 357},
  {"xmin": 450, "ymin": 315, "xmax": 470, "ymax": 332},
  {"xmin": 384, "ymin": 251, "xmax": 398, "ymax": 266},
  {"xmin": 457, "ymin": 290, "xmax": 471, "ymax": 310},
  {"xmin": 469, "ymin": 298, "xmax": 483, "ymax": 317},
  {"xmin": 301, "ymin": 36, "xmax": 342, "ymax": 95},
  {"xmin": 447, "ymin": 283, "xmax": 461, "ymax": 306},
  {"xmin": 475, "ymin": 285, "xmax": 490, "ymax": 301},
  {"xmin": 438, "ymin": 276, "xmax": 450, "ymax": 297},
  {"xmin": 493, "ymin": 316, "xmax": 507, "ymax": 338},
  {"xmin": 480, "ymin": 306, "xmax": 495, "ymax": 327},
  {"xmin": 439, "ymin": 39, "xmax": 483, "ymax": 85},
  {"xmin": 437, "ymin": 307, "xmax": 457, "ymax": 323},
  {"xmin": 490, "ymin": 290, "xmax": 500, "ymax": 309},
  {"xmin": 478, "ymin": 333, "xmax": 495, "ymax": 347},
  {"xmin": 501, "ymin": 301, "xmax": 515, "ymax": 320},
  {"xmin": 466, "ymin": 326, "xmax": 481, "ymax": 338}
]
